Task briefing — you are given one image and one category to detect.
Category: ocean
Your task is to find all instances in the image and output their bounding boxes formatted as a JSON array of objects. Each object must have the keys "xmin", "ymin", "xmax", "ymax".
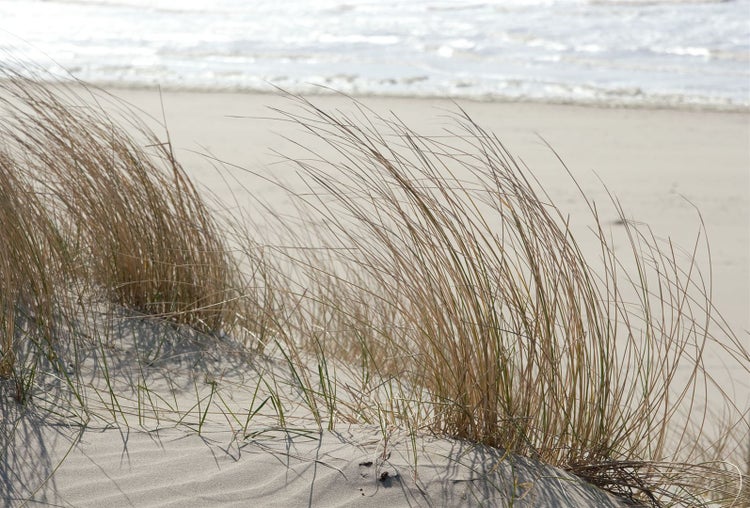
[{"xmin": 0, "ymin": 0, "xmax": 748, "ymax": 109}]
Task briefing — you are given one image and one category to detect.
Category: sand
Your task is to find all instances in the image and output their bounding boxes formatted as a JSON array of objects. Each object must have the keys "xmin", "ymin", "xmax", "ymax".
[
  {"xmin": 2, "ymin": 88, "xmax": 748, "ymax": 507},
  {"xmin": 3, "ymin": 308, "xmax": 633, "ymax": 507},
  {"xmin": 105, "ymin": 89, "xmax": 749, "ymax": 337}
]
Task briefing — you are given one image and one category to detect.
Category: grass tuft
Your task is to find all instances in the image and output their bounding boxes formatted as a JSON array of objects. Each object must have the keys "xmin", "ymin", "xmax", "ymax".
[
  {"xmin": 259, "ymin": 94, "xmax": 750, "ymax": 504},
  {"xmin": 0, "ymin": 74, "xmax": 238, "ymax": 335}
]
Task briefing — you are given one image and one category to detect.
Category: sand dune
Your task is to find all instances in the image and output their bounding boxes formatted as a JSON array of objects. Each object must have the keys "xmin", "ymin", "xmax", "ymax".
[{"xmin": 2, "ymin": 87, "xmax": 748, "ymax": 506}]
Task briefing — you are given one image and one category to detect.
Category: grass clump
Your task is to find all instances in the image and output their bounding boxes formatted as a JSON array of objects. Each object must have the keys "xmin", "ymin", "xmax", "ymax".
[
  {"xmin": 261, "ymin": 96, "xmax": 749, "ymax": 505},
  {"xmin": 0, "ymin": 73, "xmax": 248, "ymax": 417},
  {"xmin": 0, "ymin": 75, "xmax": 239, "ymax": 334}
]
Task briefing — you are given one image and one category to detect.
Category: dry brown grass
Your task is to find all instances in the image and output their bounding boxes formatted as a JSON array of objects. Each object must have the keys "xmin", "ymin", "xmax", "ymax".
[
  {"xmin": 0, "ymin": 75, "xmax": 238, "ymax": 335},
  {"xmin": 257, "ymin": 95, "xmax": 750, "ymax": 505},
  {"xmin": 0, "ymin": 74, "xmax": 249, "ymax": 415},
  {"xmin": 0, "ymin": 151, "xmax": 69, "ymax": 387}
]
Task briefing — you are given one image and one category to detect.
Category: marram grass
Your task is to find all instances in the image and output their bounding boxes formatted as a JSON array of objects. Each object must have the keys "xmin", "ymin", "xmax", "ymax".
[
  {"xmin": 251, "ymin": 95, "xmax": 750, "ymax": 505},
  {"xmin": 0, "ymin": 76, "xmax": 747, "ymax": 506},
  {"xmin": 0, "ymin": 75, "xmax": 238, "ymax": 335}
]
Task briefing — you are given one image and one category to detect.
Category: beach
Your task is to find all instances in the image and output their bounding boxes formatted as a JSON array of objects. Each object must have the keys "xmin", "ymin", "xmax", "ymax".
[
  {"xmin": 2, "ymin": 86, "xmax": 749, "ymax": 507},
  {"xmin": 115, "ymin": 89, "xmax": 750, "ymax": 337}
]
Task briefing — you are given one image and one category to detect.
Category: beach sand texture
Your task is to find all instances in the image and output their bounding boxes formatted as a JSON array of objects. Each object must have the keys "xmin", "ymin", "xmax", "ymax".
[
  {"xmin": 1, "ymin": 86, "xmax": 748, "ymax": 507},
  {"xmin": 3, "ymin": 315, "xmax": 632, "ymax": 507},
  {"xmin": 118, "ymin": 89, "xmax": 748, "ymax": 338}
]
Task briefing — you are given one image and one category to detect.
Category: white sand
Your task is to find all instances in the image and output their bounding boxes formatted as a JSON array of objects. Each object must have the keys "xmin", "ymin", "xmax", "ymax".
[
  {"xmin": 2, "ymin": 89, "xmax": 748, "ymax": 506},
  {"xmin": 3, "ymin": 314, "xmax": 630, "ymax": 507},
  {"xmin": 106, "ymin": 89, "xmax": 749, "ymax": 336}
]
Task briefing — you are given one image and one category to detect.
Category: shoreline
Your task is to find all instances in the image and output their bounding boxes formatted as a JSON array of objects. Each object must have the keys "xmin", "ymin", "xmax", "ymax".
[{"xmin": 20, "ymin": 77, "xmax": 750, "ymax": 114}]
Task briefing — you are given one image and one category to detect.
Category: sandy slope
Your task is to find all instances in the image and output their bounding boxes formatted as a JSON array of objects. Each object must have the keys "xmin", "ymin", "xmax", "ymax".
[
  {"xmin": 3, "ymin": 313, "xmax": 630, "ymax": 507},
  {"xmin": 6, "ymin": 421, "xmax": 634, "ymax": 507}
]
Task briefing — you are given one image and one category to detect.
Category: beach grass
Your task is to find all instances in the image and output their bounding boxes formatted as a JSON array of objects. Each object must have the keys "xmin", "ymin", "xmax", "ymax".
[
  {"xmin": 0, "ymin": 75, "xmax": 748, "ymax": 506},
  {"xmin": 0, "ymin": 76, "xmax": 239, "ymax": 334}
]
